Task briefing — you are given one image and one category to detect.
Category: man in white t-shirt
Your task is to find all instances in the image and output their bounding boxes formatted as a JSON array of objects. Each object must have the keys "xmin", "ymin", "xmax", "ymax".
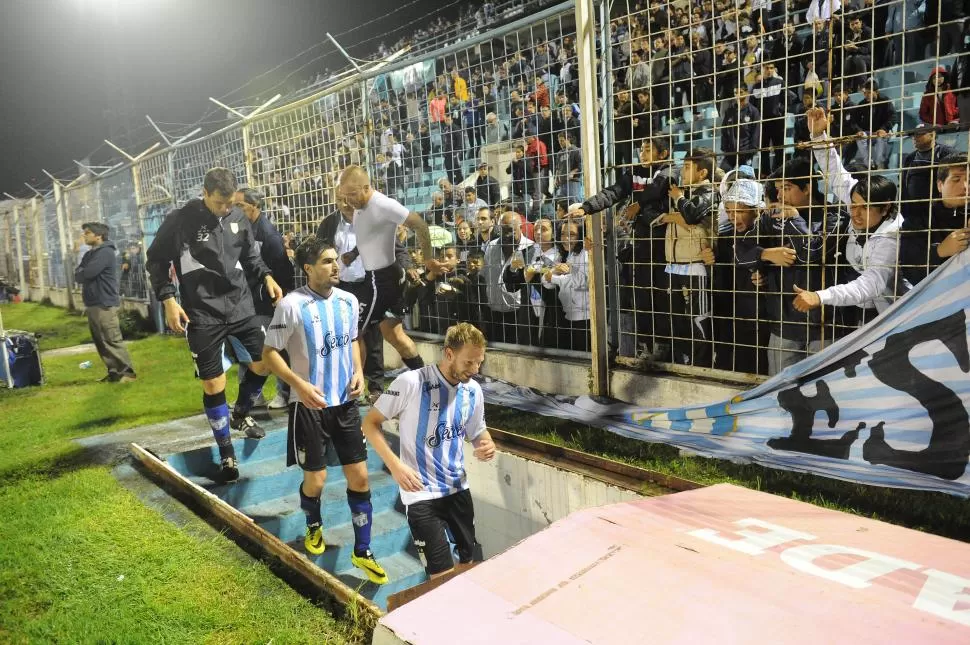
[
  {"xmin": 261, "ymin": 237, "xmax": 388, "ymax": 585},
  {"xmin": 336, "ymin": 165, "xmax": 444, "ymax": 373},
  {"xmin": 361, "ymin": 323, "xmax": 496, "ymax": 578}
]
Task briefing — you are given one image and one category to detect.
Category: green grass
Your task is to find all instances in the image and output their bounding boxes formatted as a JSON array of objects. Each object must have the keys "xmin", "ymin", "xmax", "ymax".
[
  {"xmin": 1, "ymin": 301, "xmax": 93, "ymax": 350},
  {"xmin": 485, "ymin": 404, "xmax": 970, "ymax": 542},
  {"xmin": 0, "ymin": 310, "xmax": 350, "ymax": 643},
  {"xmin": 0, "ymin": 334, "xmax": 262, "ymax": 479},
  {"xmin": 0, "ymin": 469, "xmax": 351, "ymax": 644}
]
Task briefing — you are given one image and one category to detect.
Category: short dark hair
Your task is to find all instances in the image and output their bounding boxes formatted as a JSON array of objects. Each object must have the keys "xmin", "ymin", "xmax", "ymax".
[
  {"xmin": 768, "ymin": 157, "xmax": 818, "ymax": 195},
  {"xmin": 685, "ymin": 147, "xmax": 717, "ymax": 180},
  {"xmin": 294, "ymin": 236, "xmax": 335, "ymax": 275},
  {"xmin": 465, "ymin": 187, "xmax": 477, "ymax": 195},
  {"xmin": 646, "ymin": 136, "xmax": 670, "ymax": 158},
  {"xmin": 203, "ymin": 167, "xmax": 237, "ymax": 197},
  {"xmin": 937, "ymin": 153, "xmax": 969, "ymax": 183},
  {"xmin": 851, "ymin": 174, "xmax": 898, "ymax": 219},
  {"xmin": 238, "ymin": 188, "xmax": 264, "ymax": 210},
  {"xmin": 82, "ymin": 222, "xmax": 110, "ymax": 240},
  {"xmin": 467, "ymin": 250, "xmax": 485, "ymax": 263}
]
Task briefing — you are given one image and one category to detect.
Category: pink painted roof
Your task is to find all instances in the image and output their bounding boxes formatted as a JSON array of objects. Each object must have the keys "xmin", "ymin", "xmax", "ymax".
[{"xmin": 380, "ymin": 484, "xmax": 970, "ymax": 644}]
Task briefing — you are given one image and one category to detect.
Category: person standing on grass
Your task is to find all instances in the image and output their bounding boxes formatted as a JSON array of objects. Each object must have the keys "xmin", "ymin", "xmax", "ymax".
[
  {"xmin": 261, "ymin": 237, "xmax": 388, "ymax": 584},
  {"xmin": 74, "ymin": 222, "xmax": 136, "ymax": 383},
  {"xmin": 146, "ymin": 168, "xmax": 283, "ymax": 482},
  {"xmin": 361, "ymin": 323, "xmax": 496, "ymax": 579}
]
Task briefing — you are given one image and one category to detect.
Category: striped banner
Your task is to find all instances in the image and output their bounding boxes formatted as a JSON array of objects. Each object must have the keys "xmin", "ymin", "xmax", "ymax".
[{"xmin": 481, "ymin": 251, "xmax": 970, "ymax": 497}]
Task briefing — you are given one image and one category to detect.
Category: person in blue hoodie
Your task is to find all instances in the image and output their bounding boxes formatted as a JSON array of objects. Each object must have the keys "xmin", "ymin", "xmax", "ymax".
[{"xmin": 75, "ymin": 221, "xmax": 136, "ymax": 383}]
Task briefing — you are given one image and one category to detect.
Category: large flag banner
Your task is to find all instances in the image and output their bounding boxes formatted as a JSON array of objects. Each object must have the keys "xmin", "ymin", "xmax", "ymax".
[{"xmin": 481, "ymin": 252, "xmax": 970, "ymax": 497}]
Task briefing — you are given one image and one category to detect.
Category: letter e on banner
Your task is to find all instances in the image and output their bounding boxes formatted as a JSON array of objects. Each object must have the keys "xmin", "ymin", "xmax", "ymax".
[
  {"xmin": 913, "ymin": 569, "xmax": 970, "ymax": 627},
  {"xmin": 779, "ymin": 544, "xmax": 921, "ymax": 589},
  {"xmin": 688, "ymin": 518, "xmax": 816, "ymax": 555}
]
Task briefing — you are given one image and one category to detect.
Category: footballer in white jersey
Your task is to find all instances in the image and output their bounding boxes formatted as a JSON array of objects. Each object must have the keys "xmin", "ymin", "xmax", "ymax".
[
  {"xmin": 262, "ymin": 237, "xmax": 389, "ymax": 585},
  {"xmin": 362, "ymin": 322, "xmax": 496, "ymax": 577}
]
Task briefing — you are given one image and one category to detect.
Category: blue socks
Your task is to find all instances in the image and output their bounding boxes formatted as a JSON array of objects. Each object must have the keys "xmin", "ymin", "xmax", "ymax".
[
  {"xmin": 347, "ymin": 488, "xmax": 373, "ymax": 555},
  {"xmin": 300, "ymin": 483, "xmax": 322, "ymax": 527},
  {"xmin": 234, "ymin": 371, "xmax": 268, "ymax": 415},
  {"xmin": 203, "ymin": 391, "xmax": 233, "ymax": 460}
]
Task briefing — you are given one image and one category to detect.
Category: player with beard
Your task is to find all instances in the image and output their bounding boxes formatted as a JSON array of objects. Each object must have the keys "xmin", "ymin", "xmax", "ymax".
[
  {"xmin": 261, "ymin": 236, "xmax": 388, "ymax": 584},
  {"xmin": 361, "ymin": 323, "xmax": 496, "ymax": 578}
]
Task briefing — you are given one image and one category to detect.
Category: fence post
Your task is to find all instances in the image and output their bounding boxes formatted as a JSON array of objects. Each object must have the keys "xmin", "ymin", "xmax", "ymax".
[
  {"xmin": 576, "ymin": 0, "xmax": 609, "ymax": 397},
  {"xmin": 242, "ymin": 123, "xmax": 256, "ymax": 188},
  {"xmin": 51, "ymin": 181, "xmax": 77, "ymax": 311},
  {"xmin": 11, "ymin": 203, "xmax": 27, "ymax": 300},
  {"xmin": 30, "ymin": 198, "xmax": 47, "ymax": 300},
  {"xmin": 359, "ymin": 78, "xmax": 373, "ymax": 172}
]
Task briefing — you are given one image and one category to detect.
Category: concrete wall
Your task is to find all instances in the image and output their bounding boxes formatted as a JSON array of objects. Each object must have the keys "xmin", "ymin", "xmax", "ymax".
[
  {"xmin": 465, "ymin": 450, "xmax": 640, "ymax": 558},
  {"xmin": 385, "ymin": 338, "xmax": 741, "ymax": 408},
  {"xmin": 32, "ymin": 288, "xmax": 149, "ymax": 318}
]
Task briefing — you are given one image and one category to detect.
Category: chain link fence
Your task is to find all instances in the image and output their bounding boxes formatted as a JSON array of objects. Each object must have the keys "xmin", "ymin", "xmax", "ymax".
[{"xmin": 1, "ymin": 0, "xmax": 966, "ymax": 389}]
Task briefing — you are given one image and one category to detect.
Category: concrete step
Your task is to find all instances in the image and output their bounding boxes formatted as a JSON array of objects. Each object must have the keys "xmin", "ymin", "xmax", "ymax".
[
  {"xmin": 292, "ymin": 509, "xmax": 415, "ymax": 577},
  {"xmin": 240, "ymin": 470, "xmax": 402, "ymax": 538},
  {"xmin": 165, "ymin": 422, "xmax": 291, "ymax": 474},
  {"xmin": 328, "ymin": 550, "xmax": 429, "ymax": 610},
  {"xmin": 177, "ymin": 445, "xmax": 391, "ymax": 509}
]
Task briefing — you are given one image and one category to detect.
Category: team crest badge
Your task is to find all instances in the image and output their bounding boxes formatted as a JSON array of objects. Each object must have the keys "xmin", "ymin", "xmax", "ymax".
[{"xmin": 230, "ymin": 222, "xmax": 239, "ymax": 234}]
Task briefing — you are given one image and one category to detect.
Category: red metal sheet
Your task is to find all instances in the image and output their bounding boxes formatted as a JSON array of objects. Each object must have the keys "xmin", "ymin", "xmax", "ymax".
[{"xmin": 379, "ymin": 484, "xmax": 970, "ymax": 644}]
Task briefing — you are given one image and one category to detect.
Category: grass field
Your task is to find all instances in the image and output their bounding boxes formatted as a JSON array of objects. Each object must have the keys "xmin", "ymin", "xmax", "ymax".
[
  {"xmin": 0, "ymin": 302, "xmax": 352, "ymax": 644},
  {"xmin": 1, "ymin": 301, "xmax": 93, "ymax": 349},
  {"xmin": 2, "ymin": 299, "xmax": 968, "ymax": 642}
]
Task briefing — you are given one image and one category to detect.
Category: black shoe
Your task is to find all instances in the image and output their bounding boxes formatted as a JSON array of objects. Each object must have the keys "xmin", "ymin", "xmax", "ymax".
[
  {"xmin": 221, "ymin": 457, "xmax": 239, "ymax": 482},
  {"xmin": 230, "ymin": 412, "xmax": 266, "ymax": 439}
]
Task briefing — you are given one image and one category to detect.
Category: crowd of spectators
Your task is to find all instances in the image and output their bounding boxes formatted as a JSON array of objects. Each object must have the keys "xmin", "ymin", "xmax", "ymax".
[{"xmin": 111, "ymin": 0, "xmax": 970, "ymax": 377}]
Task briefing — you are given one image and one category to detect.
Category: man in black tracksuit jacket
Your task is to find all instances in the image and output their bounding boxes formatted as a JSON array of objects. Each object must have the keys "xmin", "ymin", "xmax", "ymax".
[
  {"xmin": 146, "ymin": 168, "xmax": 282, "ymax": 481},
  {"xmin": 576, "ymin": 137, "xmax": 676, "ymax": 358}
]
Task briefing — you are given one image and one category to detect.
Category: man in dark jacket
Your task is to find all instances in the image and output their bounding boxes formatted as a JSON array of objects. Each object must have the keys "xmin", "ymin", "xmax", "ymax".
[
  {"xmin": 720, "ymin": 86, "xmax": 761, "ymax": 172},
  {"xmin": 731, "ymin": 164, "xmax": 835, "ymax": 375},
  {"xmin": 855, "ymin": 79, "xmax": 898, "ymax": 170},
  {"xmin": 752, "ymin": 62, "xmax": 787, "ymax": 175},
  {"xmin": 475, "ymin": 163, "xmax": 502, "ymax": 207},
  {"xmin": 899, "ymin": 126, "xmax": 957, "ymax": 223},
  {"xmin": 147, "ymin": 168, "xmax": 283, "ymax": 481},
  {"xmin": 440, "ymin": 114, "xmax": 464, "ymax": 185},
  {"xmin": 232, "ymin": 188, "xmax": 295, "ymax": 408},
  {"xmin": 75, "ymin": 222, "xmax": 136, "ymax": 383},
  {"xmin": 900, "ymin": 153, "xmax": 970, "ymax": 286},
  {"xmin": 572, "ymin": 136, "xmax": 677, "ymax": 359}
]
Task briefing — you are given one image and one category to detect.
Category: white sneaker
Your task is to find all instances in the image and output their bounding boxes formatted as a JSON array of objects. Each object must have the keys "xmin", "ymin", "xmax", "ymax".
[{"xmin": 267, "ymin": 394, "xmax": 288, "ymax": 409}]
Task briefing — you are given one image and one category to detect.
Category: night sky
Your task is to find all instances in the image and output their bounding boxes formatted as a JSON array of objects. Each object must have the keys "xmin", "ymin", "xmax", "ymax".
[{"xmin": 0, "ymin": 0, "xmax": 454, "ymax": 195}]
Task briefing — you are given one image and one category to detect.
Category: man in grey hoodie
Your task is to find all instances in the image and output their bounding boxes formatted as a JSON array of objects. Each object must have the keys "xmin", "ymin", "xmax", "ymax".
[{"xmin": 75, "ymin": 222, "xmax": 136, "ymax": 383}]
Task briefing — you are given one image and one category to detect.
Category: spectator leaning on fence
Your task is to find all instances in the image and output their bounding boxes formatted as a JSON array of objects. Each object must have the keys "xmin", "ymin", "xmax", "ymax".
[
  {"xmin": 793, "ymin": 107, "xmax": 910, "ymax": 322},
  {"xmin": 74, "ymin": 222, "xmax": 137, "ymax": 384}
]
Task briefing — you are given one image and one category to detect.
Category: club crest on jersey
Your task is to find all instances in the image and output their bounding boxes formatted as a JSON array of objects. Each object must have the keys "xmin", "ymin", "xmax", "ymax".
[
  {"xmin": 427, "ymin": 421, "xmax": 466, "ymax": 448},
  {"xmin": 319, "ymin": 331, "xmax": 351, "ymax": 357},
  {"xmin": 230, "ymin": 222, "xmax": 239, "ymax": 234},
  {"xmin": 423, "ymin": 381, "xmax": 440, "ymax": 393}
]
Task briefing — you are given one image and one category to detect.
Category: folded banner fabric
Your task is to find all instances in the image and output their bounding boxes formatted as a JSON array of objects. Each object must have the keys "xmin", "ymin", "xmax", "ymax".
[{"xmin": 480, "ymin": 252, "xmax": 970, "ymax": 497}]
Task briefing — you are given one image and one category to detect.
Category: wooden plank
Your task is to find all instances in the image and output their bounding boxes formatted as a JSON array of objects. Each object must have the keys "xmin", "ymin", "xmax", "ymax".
[
  {"xmin": 386, "ymin": 562, "xmax": 478, "ymax": 612},
  {"xmin": 488, "ymin": 428, "xmax": 702, "ymax": 493},
  {"xmin": 128, "ymin": 442, "xmax": 383, "ymax": 624}
]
